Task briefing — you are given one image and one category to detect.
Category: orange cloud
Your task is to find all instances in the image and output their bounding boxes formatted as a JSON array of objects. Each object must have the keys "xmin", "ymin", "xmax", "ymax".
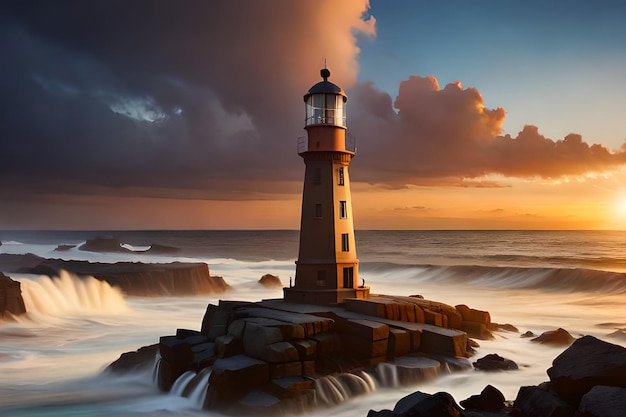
[{"xmin": 350, "ymin": 75, "xmax": 626, "ymax": 185}]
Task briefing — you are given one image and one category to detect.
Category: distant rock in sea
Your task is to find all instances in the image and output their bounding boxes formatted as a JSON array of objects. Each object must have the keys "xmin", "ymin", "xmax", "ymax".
[
  {"xmin": 0, "ymin": 253, "xmax": 230, "ymax": 297},
  {"xmin": 54, "ymin": 244, "xmax": 76, "ymax": 252},
  {"xmin": 531, "ymin": 328, "xmax": 576, "ymax": 346},
  {"xmin": 258, "ymin": 274, "xmax": 282, "ymax": 289}
]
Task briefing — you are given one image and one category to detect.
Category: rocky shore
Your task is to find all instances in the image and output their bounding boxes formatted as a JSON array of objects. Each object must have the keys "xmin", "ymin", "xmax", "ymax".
[
  {"xmin": 108, "ymin": 294, "xmax": 509, "ymax": 415},
  {"xmin": 0, "ymin": 254, "xmax": 231, "ymax": 316}
]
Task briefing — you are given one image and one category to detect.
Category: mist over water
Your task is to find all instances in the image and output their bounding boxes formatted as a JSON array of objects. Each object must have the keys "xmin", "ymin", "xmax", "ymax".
[{"xmin": 1, "ymin": 230, "xmax": 626, "ymax": 416}]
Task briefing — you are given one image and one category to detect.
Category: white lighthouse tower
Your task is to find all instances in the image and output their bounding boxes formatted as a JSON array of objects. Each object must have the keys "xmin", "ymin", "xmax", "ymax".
[{"xmin": 284, "ymin": 68, "xmax": 370, "ymax": 305}]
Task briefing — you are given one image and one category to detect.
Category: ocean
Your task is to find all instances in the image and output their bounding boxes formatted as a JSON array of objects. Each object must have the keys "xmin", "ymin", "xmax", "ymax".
[{"xmin": 1, "ymin": 229, "xmax": 625, "ymax": 416}]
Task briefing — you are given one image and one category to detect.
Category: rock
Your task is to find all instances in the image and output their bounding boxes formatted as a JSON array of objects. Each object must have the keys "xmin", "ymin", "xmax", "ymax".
[
  {"xmin": 0, "ymin": 272, "xmax": 27, "ymax": 317},
  {"xmin": 105, "ymin": 344, "xmax": 158, "ymax": 374},
  {"xmin": 578, "ymin": 385, "xmax": 626, "ymax": 417},
  {"xmin": 473, "ymin": 353, "xmax": 518, "ymax": 371},
  {"xmin": 28, "ymin": 258, "xmax": 230, "ymax": 296},
  {"xmin": 393, "ymin": 391, "xmax": 431, "ymax": 414},
  {"xmin": 513, "ymin": 382, "xmax": 576, "ymax": 417},
  {"xmin": 521, "ymin": 331, "xmax": 536, "ymax": 338},
  {"xmin": 531, "ymin": 328, "xmax": 575, "ymax": 346},
  {"xmin": 607, "ymin": 329, "xmax": 626, "ymax": 341},
  {"xmin": 397, "ymin": 391, "xmax": 463, "ymax": 417},
  {"xmin": 206, "ymin": 355, "xmax": 270, "ymax": 407},
  {"xmin": 492, "ymin": 323, "xmax": 519, "ymax": 333},
  {"xmin": 460, "ymin": 384, "xmax": 506, "ymax": 412},
  {"xmin": 455, "ymin": 304, "xmax": 491, "ymax": 325},
  {"xmin": 53, "ymin": 244, "xmax": 76, "ymax": 252},
  {"xmin": 546, "ymin": 335, "xmax": 626, "ymax": 406},
  {"xmin": 79, "ymin": 237, "xmax": 130, "ymax": 253},
  {"xmin": 258, "ymin": 274, "xmax": 283, "ymax": 289}
]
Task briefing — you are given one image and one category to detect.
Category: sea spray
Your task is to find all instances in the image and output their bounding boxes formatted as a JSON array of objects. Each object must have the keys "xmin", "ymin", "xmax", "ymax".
[{"xmin": 18, "ymin": 270, "xmax": 130, "ymax": 317}]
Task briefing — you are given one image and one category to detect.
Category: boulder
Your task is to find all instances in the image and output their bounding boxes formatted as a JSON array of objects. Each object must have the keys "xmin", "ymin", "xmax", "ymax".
[
  {"xmin": 206, "ymin": 355, "xmax": 269, "ymax": 407},
  {"xmin": 473, "ymin": 353, "xmax": 518, "ymax": 371},
  {"xmin": 531, "ymin": 328, "xmax": 575, "ymax": 346},
  {"xmin": 391, "ymin": 391, "xmax": 464, "ymax": 417},
  {"xmin": 0, "ymin": 272, "xmax": 27, "ymax": 317},
  {"xmin": 79, "ymin": 237, "xmax": 130, "ymax": 253},
  {"xmin": 460, "ymin": 384, "xmax": 506, "ymax": 412},
  {"xmin": 258, "ymin": 274, "xmax": 283, "ymax": 289},
  {"xmin": 105, "ymin": 344, "xmax": 159, "ymax": 374},
  {"xmin": 513, "ymin": 382, "xmax": 576, "ymax": 417},
  {"xmin": 521, "ymin": 330, "xmax": 536, "ymax": 338},
  {"xmin": 455, "ymin": 304, "xmax": 491, "ymax": 325},
  {"xmin": 546, "ymin": 335, "xmax": 626, "ymax": 406},
  {"xmin": 577, "ymin": 385, "xmax": 626, "ymax": 417},
  {"xmin": 53, "ymin": 244, "xmax": 76, "ymax": 252}
]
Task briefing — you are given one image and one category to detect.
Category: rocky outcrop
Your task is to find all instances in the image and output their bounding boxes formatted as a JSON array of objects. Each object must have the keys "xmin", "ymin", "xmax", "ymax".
[
  {"xmin": 0, "ymin": 254, "xmax": 229, "ymax": 297},
  {"xmin": 472, "ymin": 353, "xmax": 518, "ymax": 371},
  {"xmin": 531, "ymin": 328, "xmax": 576, "ymax": 346},
  {"xmin": 30, "ymin": 259, "xmax": 230, "ymax": 296},
  {"xmin": 368, "ymin": 388, "xmax": 511, "ymax": 417},
  {"xmin": 258, "ymin": 274, "xmax": 283, "ymax": 289},
  {"xmin": 0, "ymin": 272, "xmax": 26, "ymax": 317},
  {"xmin": 106, "ymin": 344, "xmax": 159, "ymax": 374},
  {"xmin": 513, "ymin": 336, "xmax": 626, "ymax": 415},
  {"xmin": 150, "ymin": 298, "xmax": 473, "ymax": 415}
]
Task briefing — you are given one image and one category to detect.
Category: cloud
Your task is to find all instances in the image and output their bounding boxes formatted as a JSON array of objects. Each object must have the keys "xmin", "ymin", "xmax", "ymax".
[
  {"xmin": 350, "ymin": 75, "xmax": 626, "ymax": 185},
  {"xmin": 0, "ymin": 0, "xmax": 375, "ymax": 200}
]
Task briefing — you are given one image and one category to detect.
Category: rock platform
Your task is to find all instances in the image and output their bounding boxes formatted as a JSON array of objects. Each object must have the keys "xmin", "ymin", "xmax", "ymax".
[{"xmin": 144, "ymin": 295, "xmax": 495, "ymax": 415}]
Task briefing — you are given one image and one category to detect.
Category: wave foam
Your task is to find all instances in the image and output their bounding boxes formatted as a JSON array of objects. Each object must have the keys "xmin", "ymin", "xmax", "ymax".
[{"xmin": 18, "ymin": 270, "xmax": 130, "ymax": 317}]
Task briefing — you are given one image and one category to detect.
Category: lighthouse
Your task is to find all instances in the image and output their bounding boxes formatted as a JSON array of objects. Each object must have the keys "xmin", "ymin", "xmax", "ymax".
[{"xmin": 284, "ymin": 68, "xmax": 370, "ymax": 305}]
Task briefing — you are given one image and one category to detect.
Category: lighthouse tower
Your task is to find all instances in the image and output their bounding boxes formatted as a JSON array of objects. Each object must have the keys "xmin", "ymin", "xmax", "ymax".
[{"xmin": 284, "ymin": 68, "xmax": 370, "ymax": 305}]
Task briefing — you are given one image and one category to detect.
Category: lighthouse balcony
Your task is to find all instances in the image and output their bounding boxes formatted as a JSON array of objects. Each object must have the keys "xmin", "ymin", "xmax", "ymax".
[{"xmin": 297, "ymin": 134, "xmax": 356, "ymax": 154}]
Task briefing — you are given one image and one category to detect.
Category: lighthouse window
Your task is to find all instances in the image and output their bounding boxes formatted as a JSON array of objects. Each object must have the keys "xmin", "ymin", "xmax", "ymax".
[
  {"xmin": 339, "ymin": 201, "xmax": 347, "ymax": 219},
  {"xmin": 315, "ymin": 204, "xmax": 322, "ymax": 218},
  {"xmin": 341, "ymin": 233, "xmax": 350, "ymax": 252},
  {"xmin": 313, "ymin": 167, "xmax": 321, "ymax": 184},
  {"xmin": 338, "ymin": 167, "xmax": 344, "ymax": 185},
  {"xmin": 316, "ymin": 270, "xmax": 326, "ymax": 286}
]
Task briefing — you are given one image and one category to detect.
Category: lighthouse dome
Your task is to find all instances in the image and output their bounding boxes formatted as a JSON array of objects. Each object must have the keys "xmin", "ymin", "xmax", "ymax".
[{"xmin": 306, "ymin": 68, "xmax": 347, "ymax": 98}]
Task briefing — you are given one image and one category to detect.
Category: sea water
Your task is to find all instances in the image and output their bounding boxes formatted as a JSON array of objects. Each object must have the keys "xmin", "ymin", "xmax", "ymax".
[{"xmin": 1, "ymin": 230, "xmax": 625, "ymax": 416}]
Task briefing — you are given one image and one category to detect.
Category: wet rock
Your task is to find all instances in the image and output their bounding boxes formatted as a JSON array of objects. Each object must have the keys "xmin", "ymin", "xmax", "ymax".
[
  {"xmin": 79, "ymin": 237, "xmax": 130, "ymax": 253},
  {"xmin": 388, "ymin": 391, "xmax": 464, "ymax": 417},
  {"xmin": 28, "ymin": 258, "xmax": 230, "ymax": 296},
  {"xmin": 473, "ymin": 353, "xmax": 518, "ymax": 371},
  {"xmin": 531, "ymin": 328, "xmax": 576, "ymax": 346},
  {"xmin": 206, "ymin": 355, "xmax": 270, "ymax": 407},
  {"xmin": 547, "ymin": 335, "xmax": 626, "ymax": 406},
  {"xmin": 0, "ymin": 272, "xmax": 26, "ymax": 317},
  {"xmin": 578, "ymin": 385, "xmax": 626, "ymax": 417},
  {"xmin": 105, "ymin": 344, "xmax": 158, "ymax": 374},
  {"xmin": 521, "ymin": 330, "xmax": 536, "ymax": 338},
  {"xmin": 258, "ymin": 274, "xmax": 283, "ymax": 288},
  {"xmin": 455, "ymin": 304, "xmax": 491, "ymax": 325},
  {"xmin": 460, "ymin": 384, "xmax": 506, "ymax": 412},
  {"xmin": 492, "ymin": 323, "xmax": 519, "ymax": 333},
  {"xmin": 53, "ymin": 244, "xmax": 76, "ymax": 252},
  {"xmin": 513, "ymin": 382, "xmax": 575, "ymax": 417}
]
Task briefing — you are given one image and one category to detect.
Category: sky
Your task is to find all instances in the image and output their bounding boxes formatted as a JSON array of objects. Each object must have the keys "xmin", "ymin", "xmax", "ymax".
[{"xmin": 2, "ymin": 0, "xmax": 626, "ymax": 230}]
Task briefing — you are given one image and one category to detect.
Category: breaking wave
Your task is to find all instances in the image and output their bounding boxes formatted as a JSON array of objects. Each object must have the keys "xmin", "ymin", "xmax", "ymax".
[
  {"xmin": 18, "ymin": 270, "xmax": 130, "ymax": 317},
  {"xmin": 362, "ymin": 262, "xmax": 626, "ymax": 295}
]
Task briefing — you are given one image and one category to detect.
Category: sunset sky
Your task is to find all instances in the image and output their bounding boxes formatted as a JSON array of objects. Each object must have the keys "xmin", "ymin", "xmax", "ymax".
[{"xmin": 2, "ymin": 0, "xmax": 626, "ymax": 230}]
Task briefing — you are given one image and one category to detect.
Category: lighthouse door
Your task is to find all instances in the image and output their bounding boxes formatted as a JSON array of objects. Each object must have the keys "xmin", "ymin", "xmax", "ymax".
[{"xmin": 342, "ymin": 267, "xmax": 354, "ymax": 288}]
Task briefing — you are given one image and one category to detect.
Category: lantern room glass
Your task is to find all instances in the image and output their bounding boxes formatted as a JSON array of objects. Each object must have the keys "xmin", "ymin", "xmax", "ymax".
[{"xmin": 305, "ymin": 93, "xmax": 346, "ymax": 127}]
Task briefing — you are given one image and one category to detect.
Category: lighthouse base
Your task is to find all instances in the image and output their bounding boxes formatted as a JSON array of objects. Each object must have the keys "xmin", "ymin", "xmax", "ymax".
[{"xmin": 283, "ymin": 286, "xmax": 370, "ymax": 306}]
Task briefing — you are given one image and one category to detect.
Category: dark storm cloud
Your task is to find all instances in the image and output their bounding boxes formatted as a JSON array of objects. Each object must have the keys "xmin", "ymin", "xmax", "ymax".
[
  {"xmin": 350, "ymin": 75, "xmax": 626, "ymax": 185},
  {"xmin": 0, "ymin": 0, "xmax": 374, "ymax": 199}
]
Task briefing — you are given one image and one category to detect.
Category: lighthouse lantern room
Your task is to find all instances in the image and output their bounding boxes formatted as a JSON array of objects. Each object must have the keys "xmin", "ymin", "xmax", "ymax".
[{"xmin": 284, "ymin": 68, "xmax": 370, "ymax": 305}]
